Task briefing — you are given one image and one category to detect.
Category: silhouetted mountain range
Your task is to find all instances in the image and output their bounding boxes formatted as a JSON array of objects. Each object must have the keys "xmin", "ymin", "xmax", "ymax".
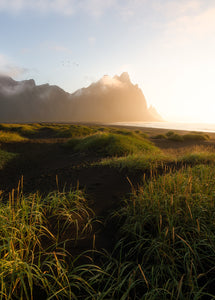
[{"xmin": 0, "ymin": 72, "xmax": 163, "ymax": 122}]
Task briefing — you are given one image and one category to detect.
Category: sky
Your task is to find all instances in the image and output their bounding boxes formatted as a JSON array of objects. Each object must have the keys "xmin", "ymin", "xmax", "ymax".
[{"xmin": 0, "ymin": 0, "xmax": 215, "ymax": 123}]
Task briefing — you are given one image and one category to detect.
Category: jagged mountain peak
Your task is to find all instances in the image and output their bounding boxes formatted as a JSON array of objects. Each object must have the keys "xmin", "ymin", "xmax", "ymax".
[
  {"xmin": 118, "ymin": 72, "xmax": 131, "ymax": 83},
  {"xmin": 0, "ymin": 74, "xmax": 17, "ymax": 87},
  {"xmin": 0, "ymin": 73, "xmax": 163, "ymax": 122}
]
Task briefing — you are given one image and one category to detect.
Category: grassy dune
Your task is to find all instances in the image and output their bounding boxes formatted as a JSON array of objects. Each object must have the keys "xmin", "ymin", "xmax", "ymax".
[
  {"xmin": 66, "ymin": 132, "xmax": 159, "ymax": 157},
  {"xmin": 0, "ymin": 123, "xmax": 214, "ymax": 299},
  {"xmin": 153, "ymin": 130, "xmax": 210, "ymax": 142},
  {"xmin": 0, "ymin": 131, "xmax": 27, "ymax": 143}
]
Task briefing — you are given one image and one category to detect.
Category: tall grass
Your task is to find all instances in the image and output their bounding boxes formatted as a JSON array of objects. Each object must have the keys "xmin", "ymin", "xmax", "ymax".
[
  {"xmin": 4, "ymin": 165, "xmax": 214, "ymax": 299},
  {"xmin": 43, "ymin": 189, "xmax": 94, "ymax": 240},
  {"xmin": 0, "ymin": 184, "xmax": 95, "ymax": 299},
  {"xmin": 0, "ymin": 123, "xmax": 215, "ymax": 298},
  {"xmin": 106, "ymin": 165, "xmax": 215, "ymax": 298}
]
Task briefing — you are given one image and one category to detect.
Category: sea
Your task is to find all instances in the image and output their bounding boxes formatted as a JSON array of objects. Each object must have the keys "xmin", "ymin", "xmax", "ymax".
[{"xmin": 112, "ymin": 122, "xmax": 215, "ymax": 133}]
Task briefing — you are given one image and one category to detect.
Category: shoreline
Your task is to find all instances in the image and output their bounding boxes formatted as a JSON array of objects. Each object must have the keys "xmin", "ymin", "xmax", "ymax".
[
  {"xmin": 100, "ymin": 122, "xmax": 215, "ymax": 139},
  {"xmin": 107, "ymin": 121, "xmax": 215, "ymax": 133}
]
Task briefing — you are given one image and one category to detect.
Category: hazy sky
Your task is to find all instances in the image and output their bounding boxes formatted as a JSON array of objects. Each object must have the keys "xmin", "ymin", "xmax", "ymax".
[{"xmin": 0, "ymin": 0, "xmax": 215, "ymax": 123}]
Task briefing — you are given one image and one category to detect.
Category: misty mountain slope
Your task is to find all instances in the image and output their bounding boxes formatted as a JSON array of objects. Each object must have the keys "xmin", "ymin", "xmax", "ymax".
[{"xmin": 0, "ymin": 73, "xmax": 163, "ymax": 122}]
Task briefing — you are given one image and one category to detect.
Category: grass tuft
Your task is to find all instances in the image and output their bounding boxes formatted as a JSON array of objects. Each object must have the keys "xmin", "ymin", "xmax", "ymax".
[
  {"xmin": 152, "ymin": 134, "xmax": 167, "ymax": 139},
  {"xmin": 0, "ymin": 186, "xmax": 95, "ymax": 299},
  {"xmin": 183, "ymin": 133, "xmax": 210, "ymax": 141},
  {"xmin": 167, "ymin": 133, "xmax": 184, "ymax": 141},
  {"xmin": 43, "ymin": 189, "xmax": 94, "ymax": 240}
]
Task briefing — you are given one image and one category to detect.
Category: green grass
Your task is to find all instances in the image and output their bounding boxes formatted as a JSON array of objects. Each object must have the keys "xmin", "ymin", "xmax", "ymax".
[
  {"xmin": 0, "ymin": 149, "xmax": 16, "ymax": 169},
  {"xmin": 183, "ymin": 133, "xmax": 210, "ymax": 141},
  {"xmin": 167, "ymin": 133, "xmax": 184, "ymax": 141},
  {"xmin": 101, "ymin": 152, "xmax": 172, "ymax": 171},
  {"xmin": 154, "ymin": 130, "xmax": 210, "ymax": 142},
  {"xmin": 0, "ymin": 123, "xmax": 98, "ymax": 139},
  {"xmin": 0, "ymin": 124, "xmax": 41, "ymax": 137},
  {"xmin": 152, "ymin": 134, "xmax": 167, "ymax": 139},
  {"xmin": 104, "ymin": 165, "xmax": 215, "ymax": 299},
  {"xmin": 166, "ymin": 130, "xmax": 175, "ymax": 137},
  {"xmin": 0, "ymin": 122, "xmax": 154, "ymax": 141},
  {"xmin": 0, "ymin": 123, "xmax": 215, "ymax": 298},
  {"xmin": 43, "ymin": 189, "xmax": 94, "ymax": 240},
  {"xmin": 58, "ymin": 164, "xmax": 215, "ymax": 299},
  {"xmin": 18, "ymin": 124, "xmax": 41, "ymax": 136},
  {"xmin": 4, "ymin": 165, "xmax": 215, "ymax": 299},
  {"xmin": 48, "ymin": 124, "xmax": 96, "ymax": 138},
  {"xmin": 179, "ymin": 149, "xmax": 215, "ymax": 164},
  {"xmin": 100, "ymin": 145, "xmax": 215, "ymax": 171},
  {"xmin": 0, "ymin": 131, "xmax": 27, "ymax": 142},
  {"xmin": 0, "ymin": 124, "xmax": 211, "ymax": 143},
  {"xmin": 0, "ymin": 186, "xmax": 95, "ymax": 299},
  {"xmin": 66, "ymin": 132, "xmax": 158, "ymax": 157}
]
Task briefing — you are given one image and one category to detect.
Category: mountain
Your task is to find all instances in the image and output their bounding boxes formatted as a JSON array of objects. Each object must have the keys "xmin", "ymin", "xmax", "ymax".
[{"xmin": 0, "ymin": 73, "xmax": 163, "ymax": 122}]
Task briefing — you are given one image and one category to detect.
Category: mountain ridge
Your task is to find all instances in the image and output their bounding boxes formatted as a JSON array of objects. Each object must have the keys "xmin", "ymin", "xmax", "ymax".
[{"xmin": 0, "ymin": 72, "xmax": 163, "ymax": 123}]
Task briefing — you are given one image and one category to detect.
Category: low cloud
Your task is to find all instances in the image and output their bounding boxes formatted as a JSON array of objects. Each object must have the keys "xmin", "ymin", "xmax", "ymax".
[
  {"xmin": 151, "ymin": 4, "xmax": 215, "ymax": 61},
  {"xmin": 153, "ymin": 0, "xmax": 202, "ymax": 19},
  {"xmin": 0, "ymin": 0, "xmax": 214, "ymax": 21},
  {"xmin": 0, "ymin": 53, "xmax": 7, "ymax": 67},
  {"xmin": 0, "ymin": 0, "xmax": 76, "ymax": 15},
  {"xmin": 0, "ymin": 53, "xmax": 29, "ymax": 78},
  {"xmin": 0, "ymin": 0, "xmax": 115, "ymax": 16},
  {"xmin": 0, "ymin": 65, "xmax": 29, "ymax": 78},
  {"xmin": 78, "ymin": 0, "xmax": 116, "ymax": 17},
  {"xmin": 140, "ymin": 1, "xmax": 215, "ymax": 58},
  {"xmin": 164, "ymin": 6, "xmax": 215, "ymax": 40}
]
